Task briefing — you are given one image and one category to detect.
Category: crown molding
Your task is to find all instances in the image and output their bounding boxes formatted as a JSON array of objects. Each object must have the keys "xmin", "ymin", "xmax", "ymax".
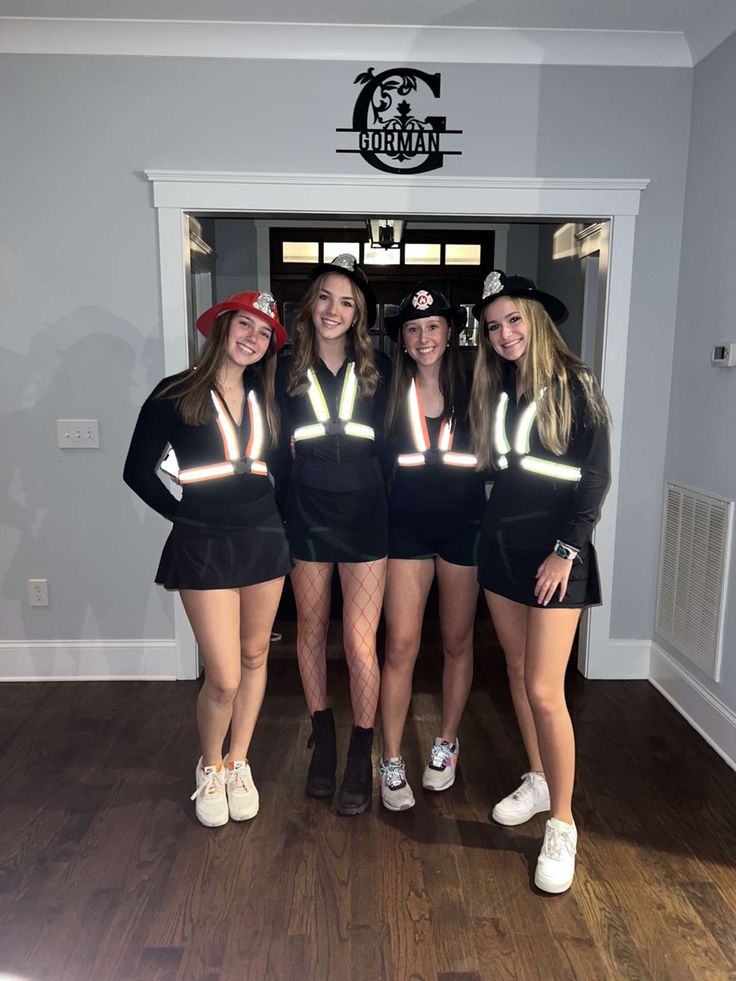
[{"xmin": 0, "ymin": 17, "xmax": 695, "ymax": 67}]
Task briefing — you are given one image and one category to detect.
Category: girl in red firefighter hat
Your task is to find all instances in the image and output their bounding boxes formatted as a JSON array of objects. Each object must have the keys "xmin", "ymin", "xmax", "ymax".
[
  {"xmin": 378, "ymin": 283, "xmax": 485, "ymax": 811},
  {"xmin": 470, "ymin": 270, "xmax": 610, "ymax": 893},
  {"xmin": 124, "ymin": 290, "xmax": 290, "ymax": 828},
  {"xmin": 278, "ymin": 254, "xmax": 391, "ymax": 816}
]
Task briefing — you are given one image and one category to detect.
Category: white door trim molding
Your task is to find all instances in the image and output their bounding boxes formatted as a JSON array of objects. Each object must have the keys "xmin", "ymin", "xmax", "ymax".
[{"xmin": 146, "ymin": 169, "xmax": 648, "ymax": 680}]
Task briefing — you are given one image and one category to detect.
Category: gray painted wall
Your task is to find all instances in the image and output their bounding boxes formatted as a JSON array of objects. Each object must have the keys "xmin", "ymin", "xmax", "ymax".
[
  {"xmin": 0, "ymin": 54, "xmax": 691, "ymax": 651},
  {"xmin": 661, "ymin": 30, "xmax": 736, "ymax": 710}
]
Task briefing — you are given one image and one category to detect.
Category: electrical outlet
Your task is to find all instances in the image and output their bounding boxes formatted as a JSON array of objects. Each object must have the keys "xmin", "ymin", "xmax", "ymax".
[
  {"xmin": 57, "ymin": 419, "xmax": 100, "ymax": 448},
  {"xmin": 29, "ymin": 579, "xmax": 49, "ymax": 607}
]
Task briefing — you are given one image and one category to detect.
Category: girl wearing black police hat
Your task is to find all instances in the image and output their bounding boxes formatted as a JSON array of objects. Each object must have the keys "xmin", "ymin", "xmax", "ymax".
[
  {"xmin": 124, "ymin": 290, "xmax": 291, "ymax": 828},
  {"xmin": 278, "ymin": 254, "xmax": 391, "ymax": 815},
  {"xmin": 470, "ymin": 270, "xmax": 610, "ymax": 893},
  {"xmin": 378, "ymin": 283, "xmax": 485, "ymax": 812}
]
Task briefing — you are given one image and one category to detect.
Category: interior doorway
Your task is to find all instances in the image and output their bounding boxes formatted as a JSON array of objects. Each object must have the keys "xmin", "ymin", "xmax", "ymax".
[{"xmin": 146, "ymin": 168, "xmax": 646, "ymax": 680}]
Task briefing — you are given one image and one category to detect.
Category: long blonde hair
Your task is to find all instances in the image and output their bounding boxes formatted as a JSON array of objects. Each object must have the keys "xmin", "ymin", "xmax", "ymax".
[
  {"xmin": 287, "ymin": 273, "xmax": 380, "ymax": 397},
  {"xmin": 156, "ymin": 311, "xmax": 280, "ymax": 443},
  {"xmin": 470, "ymin": 296, "xmax": 609, "ymax": 468}
]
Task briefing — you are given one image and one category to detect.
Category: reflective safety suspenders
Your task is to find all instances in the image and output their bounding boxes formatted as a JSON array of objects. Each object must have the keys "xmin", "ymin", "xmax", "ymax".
[
  {"xmin": 492, "ymin": 390, "xmax": 582, "ymax": 482},
  {"xmin": 161, "ymin": 389, "xmax": 269, "ymax": 484},
  {"xmin": 397, "ymin": 380, "xmax": 478, "ymax": 469},
  {"xmin": 292, "ymin": 362, "xmax": 375, "ymax": 443}
]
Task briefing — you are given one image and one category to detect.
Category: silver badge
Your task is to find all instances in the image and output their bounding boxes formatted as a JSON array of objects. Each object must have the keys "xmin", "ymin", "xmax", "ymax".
[
  {"xmin": 253, "ymin": 291, "xmax": 276, "ymax": 317},
  {"xmin": 332, "ymin": 253, "xmax": 357, "ymax": 271},
  {"xmin": 412, "ymin": 290, "xmax": 432, "ymax": 310},
  {"xmin": 482, "ymin": 271, "xmax": 504, "ymax": 299}
]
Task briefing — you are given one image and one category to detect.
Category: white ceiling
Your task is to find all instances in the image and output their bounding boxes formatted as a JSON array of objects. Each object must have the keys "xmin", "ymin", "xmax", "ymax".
[{"xmin": 2, "ymin": 0, "xmax": 735, "ymax": 65}]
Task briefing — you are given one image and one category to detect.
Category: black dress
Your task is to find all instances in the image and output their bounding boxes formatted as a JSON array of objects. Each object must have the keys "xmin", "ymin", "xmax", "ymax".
[
  {"xmin": 478, "ymin": 364, "xmax": 610, "ymax": 607},
  {"xmin": 386, "ymin": 410, "xmax": 486, "ymax": 566},
  {"xmin": 123, "ymin": 371, "xmax": 291, "ymax": 590},
  {"xmin": 278, "ymin": 355, "xmax": 391, "ymax": 563}
]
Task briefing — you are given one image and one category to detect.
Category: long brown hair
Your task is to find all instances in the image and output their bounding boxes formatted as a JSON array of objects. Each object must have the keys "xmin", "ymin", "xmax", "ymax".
[
  {"xmin": 156, "ymin": 311, "xmax": 280, "ymax": 443},
  {"xmin": 287, "ymin": 272, "xmax": 380, "ymax": 397},
  {"xmin": 385, "ymin": 316, "xmax": 467, "ymax": 439},
  {"xmin": 470, "ymin": 296, "xmax": 609, "ymax": 468}
]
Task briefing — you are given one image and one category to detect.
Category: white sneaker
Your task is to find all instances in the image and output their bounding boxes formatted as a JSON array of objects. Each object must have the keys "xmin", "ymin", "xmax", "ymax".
[
  {"xmin": 422, "ymin": 737, "xmax": 459, "ymax": 791},
  {"xmin": 379, "ymin": 757, "xmax": 415, "ymax": 811},
  {"xmin": 492, "ymin": 772, "xmax": 550, "ymax": 826},
  {"xmin": 534, "ymin": 818, "xmax": 577, "ymax": 893},
  {"xmin": 224, "ymin": 755, "xmax": 260, "ymax": 821},
  {"xmin": 190, "ymin": 757, "xmax": 228, "ymax": 827}
]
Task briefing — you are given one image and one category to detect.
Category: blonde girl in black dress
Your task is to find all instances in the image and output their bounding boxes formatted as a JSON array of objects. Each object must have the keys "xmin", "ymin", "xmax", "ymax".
[{"xmin": 471, "ymin": 271, "xmax": 610, "ymax": 892}]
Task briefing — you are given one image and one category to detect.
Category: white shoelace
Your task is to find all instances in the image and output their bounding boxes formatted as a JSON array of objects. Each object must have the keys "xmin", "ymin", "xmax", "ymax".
[
  {"xmin": 190, "ymin": 767, "xmax": 226, "ymax": 801},
  {"xmin": 541, "ymin": 825, "xmax": 575, "ymax": 859}
]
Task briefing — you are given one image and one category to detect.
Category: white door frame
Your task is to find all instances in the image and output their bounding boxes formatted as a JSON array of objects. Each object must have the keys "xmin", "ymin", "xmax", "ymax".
[{"xmin": 145, "ymin": 170, "xmax": 648, "ymax": 681}]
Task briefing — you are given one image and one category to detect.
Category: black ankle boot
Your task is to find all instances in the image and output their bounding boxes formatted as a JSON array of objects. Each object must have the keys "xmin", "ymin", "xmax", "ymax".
[
  {"xmin": 306, "ymin": 708, "xmax": 337, "ymax": 797},
  {"xmin": 336, "ymin": 725, "xmax": 374, "ymax": 815}
]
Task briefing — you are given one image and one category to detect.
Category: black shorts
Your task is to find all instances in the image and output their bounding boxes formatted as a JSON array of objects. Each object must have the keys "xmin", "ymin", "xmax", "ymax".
[{"xmin": 388, "ymin": 518, "xmax": 480, "ymax": 567}]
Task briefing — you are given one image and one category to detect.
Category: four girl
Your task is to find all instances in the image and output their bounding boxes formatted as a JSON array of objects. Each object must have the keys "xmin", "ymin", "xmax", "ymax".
[{"xmin": 125, "ymin": 258, "xmax": 610, "ymax": 894}]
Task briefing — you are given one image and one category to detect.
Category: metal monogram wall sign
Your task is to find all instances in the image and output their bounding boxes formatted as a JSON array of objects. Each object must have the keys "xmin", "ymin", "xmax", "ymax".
[{"xmin": 336, "ymin": 67, "xmax": 462, "ymax": 175}]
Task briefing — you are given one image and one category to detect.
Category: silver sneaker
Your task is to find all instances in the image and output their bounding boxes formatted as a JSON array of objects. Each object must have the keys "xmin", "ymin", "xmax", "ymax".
[
  {"xmin": 422, "ymin": 737, "xmax": 459, "ymax": 791},
  {"xmin": 190, "ymin": 757, "xmax": 229, "ymax": 827},
  {"xmin": 379, "ymin": 757, "xmax": 415, "ymax": 811},
  {"xmin": 535, "ymin": 819, "xmax": 577, "ymax": 893},
  {"xmin": 492, "ymin": 772, "xmax": 550, "ymax": 826}
]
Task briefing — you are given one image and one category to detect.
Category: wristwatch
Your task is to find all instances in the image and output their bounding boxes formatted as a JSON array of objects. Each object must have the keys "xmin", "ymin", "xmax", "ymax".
[{"xmin": 554, "ymin": 540, "xmax": 577, "ymax": 561}]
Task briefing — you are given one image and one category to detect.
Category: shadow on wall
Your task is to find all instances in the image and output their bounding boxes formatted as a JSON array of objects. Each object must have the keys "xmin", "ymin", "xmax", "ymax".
[{"xmin": 0, "ymin": 307, "xmax": 174, "ymax": 652}]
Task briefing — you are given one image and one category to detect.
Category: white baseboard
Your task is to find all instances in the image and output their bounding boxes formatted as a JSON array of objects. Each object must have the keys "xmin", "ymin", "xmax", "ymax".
[
  {"xmin": 0, "ymin": 639, "xmax": 178, "ymax": 681},
  {"xmin": 585, "ymin": 638, "xmax": 652, "ymax": 679},
  {"xmin": 649, "ymin": 642, "xmax": 736, "ymax": 772}
]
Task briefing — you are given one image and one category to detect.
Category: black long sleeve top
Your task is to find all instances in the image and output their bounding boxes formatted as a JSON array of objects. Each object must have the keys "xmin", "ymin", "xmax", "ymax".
[
  {"xmin": 123, "ymin": 370, "xmax": 278, "ymax": 531},
  {"xmin": 487, "ymin": 362, "xmax": 611, "ymax": 553},
  {"xmin": 276, "ymin": 352, "xmax": 392, "ymax": 474}
]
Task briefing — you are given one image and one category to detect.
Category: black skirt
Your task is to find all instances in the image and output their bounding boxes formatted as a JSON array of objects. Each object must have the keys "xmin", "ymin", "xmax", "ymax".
[
  {"xmin": 478, "ymin": 530, "xmax": 601, "ymax": 608},
  {"xmin": 286, "ymin": 456, "xmax": 388, "ymax": 563},
  {"xmin": 155, "ymin": 509, "xmax": 291, "ymax": 590}
]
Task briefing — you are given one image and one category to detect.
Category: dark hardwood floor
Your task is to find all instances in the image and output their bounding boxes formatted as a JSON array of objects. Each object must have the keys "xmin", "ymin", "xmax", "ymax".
[{"xmin": 1, "ymin": 622, "xmax": 735, "ymax": 980}]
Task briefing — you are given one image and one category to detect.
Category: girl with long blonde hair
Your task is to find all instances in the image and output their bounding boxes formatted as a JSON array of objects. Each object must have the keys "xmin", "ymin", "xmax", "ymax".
[
  {"xmin": 470, "ymin": 270, "xmax": 610, "ymax": 893},
  {"xmin": 279, "ymin": 254, "xmax": 391, "ymax": 816}
]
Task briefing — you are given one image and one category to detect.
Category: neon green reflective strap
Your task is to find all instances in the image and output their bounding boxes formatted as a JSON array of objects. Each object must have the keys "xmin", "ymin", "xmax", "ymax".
[
  {"xmin": 494, "ymin": 392, "xmax": 511, "ymax": 455},
  {"xmin": 521, "ymin": 456, "xmax": 581, "ymax": 481},
  {"xmin": 338, "ymin": 362, "xmax": 358, "ymax": 421},
  {"xmin": 306, "ymin": 368, "xmax": 330, "ymax": 422},
  {"xmin": 343, "ymin": 422, "xmax": 374, "ymax": 440},
  {"xmin": 514, "ymin": 400, "xmax": 538, "ymax": 455},
  {"xmin": 293, "ymin": 423, "xmax": 327, "ymax": 441}
]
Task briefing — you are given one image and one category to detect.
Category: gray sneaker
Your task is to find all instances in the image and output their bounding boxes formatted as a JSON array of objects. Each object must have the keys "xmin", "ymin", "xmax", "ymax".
[
  {"xmin": 492, "ymin": 772, "xmax": 550, "ymax": 826},
  {"xmin": 422, "ymin": 737, "xmax": 459, "ymax": 791},
  {"xmin": 379, "ymin": 757, "xmax": 416, "ymax": 811}
]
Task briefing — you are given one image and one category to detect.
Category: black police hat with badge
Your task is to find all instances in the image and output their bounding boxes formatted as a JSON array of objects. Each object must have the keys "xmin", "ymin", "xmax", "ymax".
[
  {"xmin": 472, "ymin": 270, "xmax": 568, "ymax": 326},
  {"xmin": 306, "ymin": 253, "xmax": 378, "ymax": 328},
  {"xmin": 385, "ymin": 282, "xmax": 467, "ymax": 342}
]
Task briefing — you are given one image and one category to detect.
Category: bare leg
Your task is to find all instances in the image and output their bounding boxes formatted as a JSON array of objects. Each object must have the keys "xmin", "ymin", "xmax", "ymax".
[
  {"xmin": 180, "ymin": 588, "xmax": 241, "ymax": 766},
  {"xmin": 338, "ymin": 558, "xmax": 387, "ymax": 729},
  {"xmin": 228, "ymin": 577, "xmax": 285, "ymax": 761},
  {"xmin": 290, "ymin": 560, "xmax": 333, "ymax": 714},
  {"xmin": 524, "ymin": 607, "xmax": 581, "ymax": 824},
  {"xmin": 435, "ymin": 558, "xmax": 478, "ymax": 743},
  {"xmin": 381, "ymin": 558, "xmax": 435, "ymax": 758},
  {"xmin": 484, "ymin": 591, "xmax": 543, "ymax": 773}
]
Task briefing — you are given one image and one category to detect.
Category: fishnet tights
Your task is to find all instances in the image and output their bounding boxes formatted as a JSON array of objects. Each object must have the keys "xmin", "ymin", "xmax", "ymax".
[
  {"xmin": 339, "ymin": 558, "xmax": 386, "ymax": 728},
  {"xmin": 290, "ymin": 558, "xmax": 387, "ymax": 728}
]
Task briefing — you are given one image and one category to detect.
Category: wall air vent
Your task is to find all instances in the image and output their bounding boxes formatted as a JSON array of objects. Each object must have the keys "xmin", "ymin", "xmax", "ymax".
[{"xmin": 656, "ymin": 483, "xmax": 733, "ymax": 681}]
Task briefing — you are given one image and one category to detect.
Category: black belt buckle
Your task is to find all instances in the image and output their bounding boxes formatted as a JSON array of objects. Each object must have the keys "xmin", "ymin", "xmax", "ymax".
[
  {"xmin": 424, "ymin": 449, "xmax": 442, "ymax": 465},
  {"xmin": 323, "ymin": 419, "xmax": 343, "ymax": 436}
]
